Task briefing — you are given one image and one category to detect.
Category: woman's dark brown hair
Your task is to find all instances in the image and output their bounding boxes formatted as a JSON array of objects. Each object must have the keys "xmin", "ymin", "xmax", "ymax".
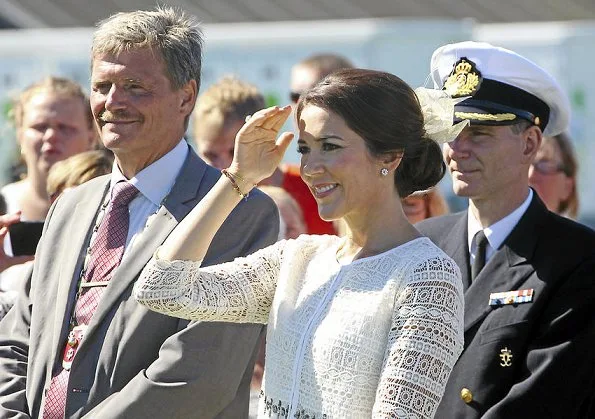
[
  {"xmin": 551, "ymin": 132, "xmax": 579, "ymax": 218},
  {"xmin": 296, "ymin": 68, "xmax": 445, "ymax": 197}
]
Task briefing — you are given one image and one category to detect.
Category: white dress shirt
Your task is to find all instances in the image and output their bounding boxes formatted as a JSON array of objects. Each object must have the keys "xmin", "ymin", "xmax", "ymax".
[
  {"xmin": 468, "ymin": 188, "xmax": 533, "ymax": 267},
  {"xmin": 108, "ymin": 139, "xmax": 188, "ymax": 256}
]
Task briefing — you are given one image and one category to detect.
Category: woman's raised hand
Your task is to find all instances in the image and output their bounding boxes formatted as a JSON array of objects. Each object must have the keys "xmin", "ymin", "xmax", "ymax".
[{"xmin": 228, "ymin": 105, "xmax": 294, "ymax": 185}]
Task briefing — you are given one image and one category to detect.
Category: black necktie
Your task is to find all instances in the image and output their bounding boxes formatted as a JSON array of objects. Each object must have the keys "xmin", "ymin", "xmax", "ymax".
[{"xmin": 471, "ymin": 230, "xmax": 488, "ymax": 281}]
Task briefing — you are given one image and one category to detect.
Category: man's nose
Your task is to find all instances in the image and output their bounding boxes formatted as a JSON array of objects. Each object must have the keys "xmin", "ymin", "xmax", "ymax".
[
  {"xmin": 104, "ymin": 85, "xmax": 126, "ymax": 111},
  {"xmin": 446, "ymin": 135, "xmax": 471, "ymax": 159}
]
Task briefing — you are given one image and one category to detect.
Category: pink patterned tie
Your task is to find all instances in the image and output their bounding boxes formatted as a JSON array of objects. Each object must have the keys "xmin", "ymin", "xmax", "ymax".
[{"xmin": 42, "ymin": 181, "xmax": 138, "ymax": 419}]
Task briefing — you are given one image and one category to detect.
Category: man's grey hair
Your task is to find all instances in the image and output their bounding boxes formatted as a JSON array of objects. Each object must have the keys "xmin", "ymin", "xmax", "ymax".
[{"xmin": 92, "ymin": 6, "xmax": 203, "ymax": 91}]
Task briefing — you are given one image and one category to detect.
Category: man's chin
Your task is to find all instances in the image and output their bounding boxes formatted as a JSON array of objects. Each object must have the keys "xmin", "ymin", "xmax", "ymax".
[
  {"xmin": 101, "ymin": 133, "xmax": 129, "ymax": 149},
  {"xmin": 452, "ymin": 182, "xmax": 476, "ymax": 198}
]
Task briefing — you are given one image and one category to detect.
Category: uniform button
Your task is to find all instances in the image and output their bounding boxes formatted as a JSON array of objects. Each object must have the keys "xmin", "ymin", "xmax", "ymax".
[{"xmin": 461, "ymin": 388, "xmax": 473, "ymax": 404}]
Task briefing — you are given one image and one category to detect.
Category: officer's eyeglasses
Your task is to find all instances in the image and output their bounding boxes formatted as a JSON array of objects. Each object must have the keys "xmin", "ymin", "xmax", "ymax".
[{"xmin": 531, "ymin": 159, "xmax": 568, "ymax": 176}]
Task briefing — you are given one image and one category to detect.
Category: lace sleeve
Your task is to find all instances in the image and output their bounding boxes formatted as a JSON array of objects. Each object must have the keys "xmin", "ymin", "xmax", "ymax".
[
  {"xmin": 133, "ymin": 240, "xmax": 285, "ymax": 324},
  {"xmin": 372, "ymin": 255, "xmax": 464, "ymax": 418}
]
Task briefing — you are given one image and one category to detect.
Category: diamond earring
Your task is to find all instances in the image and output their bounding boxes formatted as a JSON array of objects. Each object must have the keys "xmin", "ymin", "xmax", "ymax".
[{"xmin": 380, "ymin": 168, "xmax": 389, "ymax": 176}]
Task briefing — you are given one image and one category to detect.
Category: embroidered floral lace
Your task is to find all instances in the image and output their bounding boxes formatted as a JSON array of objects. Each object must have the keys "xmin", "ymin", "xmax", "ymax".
[{"xmin": 134, "ymin": 235, "xmax": 464, "ymax": 418}]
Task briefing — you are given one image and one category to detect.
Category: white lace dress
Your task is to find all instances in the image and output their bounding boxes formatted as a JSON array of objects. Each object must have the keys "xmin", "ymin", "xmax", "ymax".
[{"xmin": 134, "ymin": 235, "xmax": 464, "ymax": 418}]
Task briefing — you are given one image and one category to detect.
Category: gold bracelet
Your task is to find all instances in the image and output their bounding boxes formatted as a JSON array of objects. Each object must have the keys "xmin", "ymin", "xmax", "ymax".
[
  {"xmin": 226, "ymin": 170, "xmax": 250, "ymax": 185},
  {"xmin": 221, "ymin": 169, "xmax": 251, "ymax": 200},
  {"xmin": 224, "ymin": 169, "xmax": 257, "ymax": 189}
]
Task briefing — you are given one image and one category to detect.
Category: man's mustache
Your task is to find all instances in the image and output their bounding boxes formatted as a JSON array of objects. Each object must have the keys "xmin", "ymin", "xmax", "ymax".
[{"xmin": 98, "ymin": 111, "xmax": 141, "ymax": 123}]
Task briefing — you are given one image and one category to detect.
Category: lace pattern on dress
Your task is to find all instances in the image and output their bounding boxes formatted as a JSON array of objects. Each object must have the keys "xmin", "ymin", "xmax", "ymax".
[
  {"xmin": 372, "ymin": 255, "xmax": 463, "ymax": 418},
  {"xmin": 134, "ymin": 236, "xmax": 464, "ymax": 419},
  {"xmin": 134, "ymin": 241, "xmax": 285, "ymax": 324}
]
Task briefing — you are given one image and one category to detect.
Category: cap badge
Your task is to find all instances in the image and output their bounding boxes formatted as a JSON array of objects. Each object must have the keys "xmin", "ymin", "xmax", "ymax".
[{"xmin": 444, "ymin": 57, "xmax": 482, "ymax": 98}]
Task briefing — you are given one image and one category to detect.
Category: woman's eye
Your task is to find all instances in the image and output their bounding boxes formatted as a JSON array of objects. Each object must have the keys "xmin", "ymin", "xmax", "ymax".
[
  {"xmin": 297, "ymin": 145, "xmax": 309, "ymax": 154},
  {"xmin": 322, "ymin": 143, "xmax": 340, "ymax": 151}
]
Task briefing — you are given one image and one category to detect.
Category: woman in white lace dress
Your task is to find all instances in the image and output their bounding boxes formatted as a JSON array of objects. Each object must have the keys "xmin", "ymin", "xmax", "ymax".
[{"xmin": 134, "ymin": 69, "xmax": 464, "ymax": 418}]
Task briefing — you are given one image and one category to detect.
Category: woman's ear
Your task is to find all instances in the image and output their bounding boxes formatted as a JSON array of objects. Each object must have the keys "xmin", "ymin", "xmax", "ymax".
[{"xmin": 382, "ymin": 151, "xmax": 403, "ymax": 172}]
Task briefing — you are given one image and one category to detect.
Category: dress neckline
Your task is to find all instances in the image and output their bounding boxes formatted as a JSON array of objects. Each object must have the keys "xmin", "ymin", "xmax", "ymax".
[{"xmin": 334, "ymin": 236, "xmax": 429, "ymax": 267}]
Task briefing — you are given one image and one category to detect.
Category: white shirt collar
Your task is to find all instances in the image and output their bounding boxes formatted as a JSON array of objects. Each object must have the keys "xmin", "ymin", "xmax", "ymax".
[
  {"xmin": 468, "ymin": 188, "xmax": 533, "ymax": 255},
  {"xmin": 110, "ymin": 139, "xmax": 189, "ymax": 206}
]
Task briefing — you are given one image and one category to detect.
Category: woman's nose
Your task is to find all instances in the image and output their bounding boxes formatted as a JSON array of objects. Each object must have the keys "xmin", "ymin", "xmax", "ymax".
[{"xmin": 301, "ymin": 157, "xmax": 324, "ymax": 178}]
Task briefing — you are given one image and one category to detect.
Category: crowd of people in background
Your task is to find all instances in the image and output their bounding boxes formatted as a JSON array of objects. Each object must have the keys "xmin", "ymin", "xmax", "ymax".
[{"xmin": 0, "ymin": 5, "xmax": 592, "ymax": 419}]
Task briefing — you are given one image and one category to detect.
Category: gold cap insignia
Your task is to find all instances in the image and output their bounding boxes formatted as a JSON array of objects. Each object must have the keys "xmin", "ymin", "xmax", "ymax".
[{"xmin": 444, "ymin": 58, "xmax": 482, "ymax": 98}]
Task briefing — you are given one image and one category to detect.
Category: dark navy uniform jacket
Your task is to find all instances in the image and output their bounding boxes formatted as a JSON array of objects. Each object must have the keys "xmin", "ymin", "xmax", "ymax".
[{"xmin": 417, "ymin": 193, "xmax": 595, "ymax": 418}]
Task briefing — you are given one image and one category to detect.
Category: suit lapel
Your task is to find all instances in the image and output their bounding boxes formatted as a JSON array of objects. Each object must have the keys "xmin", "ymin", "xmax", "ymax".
[
  {"xmin": 439, "ymin": 212, "xmax": 471, "ymax": 290},
  {"xmin": 48, "ymin": 180, "xmax": 110, "ymax": 378},
  {"xmin": 463, "ymin": 195, "xmax": 546, "ymax": 332},
  {"xmin": 82, "ymin": 150, "xmax": 209, "ymax": 342}
]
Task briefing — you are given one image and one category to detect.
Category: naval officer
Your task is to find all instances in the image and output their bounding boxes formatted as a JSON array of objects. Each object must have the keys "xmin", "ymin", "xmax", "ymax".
[{"xmin": 417, "ymin": 41, "xmax": 595, "ymax": 418}]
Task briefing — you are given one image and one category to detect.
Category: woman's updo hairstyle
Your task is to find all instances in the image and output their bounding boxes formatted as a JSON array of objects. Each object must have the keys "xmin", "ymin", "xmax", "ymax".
[{"xmin": 296, "ymin": 68, "xmax": 445, "ymax": 197}]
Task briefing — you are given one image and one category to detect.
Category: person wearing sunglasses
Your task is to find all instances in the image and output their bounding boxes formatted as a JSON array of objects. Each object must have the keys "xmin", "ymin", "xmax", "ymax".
[
  {"xmin": 289, "ymin": 53, "xmax": 353, "ymax": 104},
  {"xmin": 529, "ymin": 132, "xmax": 579, "ymax": 218}
]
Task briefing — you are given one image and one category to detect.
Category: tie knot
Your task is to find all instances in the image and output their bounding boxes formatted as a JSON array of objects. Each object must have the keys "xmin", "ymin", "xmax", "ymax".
[
  {"xmin": 474, "ymin": 230, "xmax": 488, "ymax": 250},
  {"xmin": 110, "ymin": 181, "xmax": 138, "ymax": 208}
]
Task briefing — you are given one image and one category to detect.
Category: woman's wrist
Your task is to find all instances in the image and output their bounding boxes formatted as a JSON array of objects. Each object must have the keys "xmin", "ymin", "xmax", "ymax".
[
  {"xmin": 221, "ymin": 169, "xmax": 257, "ymax": 200},
  {"xmin": 226, "ymin": 164, "xmax": 261, "ymax": 186}
]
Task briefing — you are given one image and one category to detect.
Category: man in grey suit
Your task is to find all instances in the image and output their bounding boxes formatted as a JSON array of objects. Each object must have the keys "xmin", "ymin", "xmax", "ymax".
[
  {"xmin": 417, "ymin": 41, "xmax": 595, "ymax": 418},
  {"xmin": 0, "ymin": 7, "xmax": 279, "ymax": 418}
]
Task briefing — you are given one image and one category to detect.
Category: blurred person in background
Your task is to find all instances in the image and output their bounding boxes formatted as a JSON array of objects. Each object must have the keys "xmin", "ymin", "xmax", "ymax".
[
  {"xmin": 1, "ymin": 76, "xmax": 97, "ymax": 220},
  {"xmin": 0, "ymin": 7, "xmax": 278, "ymax": 418},
  {"xmin": 46, "ymin": 149, "xmax": 114, "ymax": 203},
  {"xmin": 403, "ymin": 188, "xmax": 449, "ymax": 224},
  {"xmin": 258, "ymin": 185, "xmax": 306, "ymax": 240},
  {"xmin": 193, "ymin": 76, "xmax": 263, "ymax": 170},
  {"xmin": 0, "ymin": 150, "xmax": 113, "ymax": 321},
  {"xmin": 193, "ymin": 76, "xmax": 334, "ymax": 234},
  {"xmin": 0, "ymin": 76, "xmax": 97, "ymax": 315},
  {"xmin": 289, "ymin": 53, "xmax": 354, "ymax": 104},
  {"xmin": 528, "ymin": 132, "xmax": 579, "ymax": 219}
]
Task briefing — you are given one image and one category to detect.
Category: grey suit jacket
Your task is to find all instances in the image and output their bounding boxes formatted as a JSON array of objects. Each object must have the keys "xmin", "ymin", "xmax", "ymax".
[
  {"xmin": 0, "ymin": 147, "xmax": 279, "ymax": 419},
  {"xmin": 417, "ymin": 194, "xmax": 595, "ymax": 418}
]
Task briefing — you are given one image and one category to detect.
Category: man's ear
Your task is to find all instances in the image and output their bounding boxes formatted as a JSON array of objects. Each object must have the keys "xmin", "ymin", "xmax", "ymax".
[
  {"xmin": 382, "ymin": 151, "xmax": 403, "ymax": 172},
  {"xmin": 180, "ymin": 79, "xmax": 198, "ymax": 116},
  {"xmin": 522, "ymin": 125, "xmax": 542, "ymax": 164}
]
